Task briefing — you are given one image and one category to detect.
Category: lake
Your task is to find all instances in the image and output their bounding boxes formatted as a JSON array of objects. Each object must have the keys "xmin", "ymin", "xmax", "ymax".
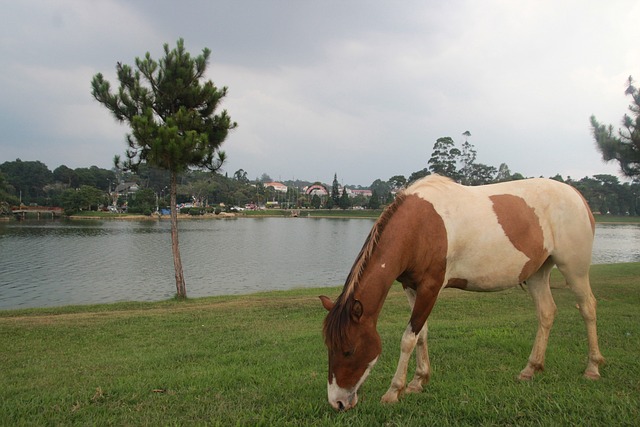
[{"xmin": 1, "ymin": 218, "xmax": 639, "ymax": 310}]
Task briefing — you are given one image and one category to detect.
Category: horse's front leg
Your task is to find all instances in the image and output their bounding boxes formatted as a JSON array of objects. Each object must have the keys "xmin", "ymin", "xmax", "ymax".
[
  {"xmin": 381, "ymin": 324, "xmax": 419, "ymax": 403},
  {"xmin": 382, "ymin": 283, "xmax": 437, "ymax": 403},
  {"xmin": 406, "ymin": 323, "xmax": 430, "ymax": 393}
]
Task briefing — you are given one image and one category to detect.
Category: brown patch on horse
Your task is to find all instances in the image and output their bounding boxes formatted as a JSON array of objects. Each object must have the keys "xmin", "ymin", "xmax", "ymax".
[
  {"xmin": 391, "ymin": 195, "xmax": 448, "ymax": 334},
  {"xmin": 446, "ymin": 278, "xmax": 468, "ymax": 289},
  {"xmin": 490, "ymin": 194, "xmax": 548, "ymax": 282},
  {"xmin": 323, "ymin": 193, "xmax": 408, "ymax": 350}
]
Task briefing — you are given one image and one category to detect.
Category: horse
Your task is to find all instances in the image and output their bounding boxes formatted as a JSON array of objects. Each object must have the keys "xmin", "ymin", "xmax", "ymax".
[{"xmin": 320, "ymin": 175, "xmax": 604, "ymax": 411}]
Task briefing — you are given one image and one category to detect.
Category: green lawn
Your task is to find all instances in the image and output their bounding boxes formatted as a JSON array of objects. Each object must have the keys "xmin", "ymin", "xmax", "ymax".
[
  {"xmin": 593, "ymin": 214, "xmax": 640, "ymax": 223},
  {"xmin": 1, "ymin": 263, "xmax": 638, "ymax": 426}
]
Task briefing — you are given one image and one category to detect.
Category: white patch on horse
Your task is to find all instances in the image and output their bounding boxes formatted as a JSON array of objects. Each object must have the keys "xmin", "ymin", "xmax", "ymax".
[
  {"xmin": 381, "ymin": 263, "xmax": 386, "ymax": 269},
  {"xmin": 327, "ymin": 357, "xmax": 379, "ymax": 411},
  {"xmin": 409, "ymin": 178, "xmax": 532, "ymax": 289}
]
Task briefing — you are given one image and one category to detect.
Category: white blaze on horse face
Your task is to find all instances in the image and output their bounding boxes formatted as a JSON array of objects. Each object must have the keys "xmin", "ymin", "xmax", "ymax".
[{"xmin": 328, "ymin": 356, "xmax": 379, "ymax": 411}]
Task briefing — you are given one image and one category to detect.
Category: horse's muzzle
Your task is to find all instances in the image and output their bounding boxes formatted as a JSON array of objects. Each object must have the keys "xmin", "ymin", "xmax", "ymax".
[{"xmin": 330, "ymin": 392, "xmax": 358, "ymax": 411}]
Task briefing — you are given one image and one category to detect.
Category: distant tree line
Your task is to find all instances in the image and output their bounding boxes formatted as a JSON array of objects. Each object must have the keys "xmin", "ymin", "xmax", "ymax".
[
  {"xmin": 370, "ymin": 133, "xmax": 640, "ymax": 216},
  {"xmin": 2, "ymin": 155, "xmax": 638, "ymax": 216},
  {"xmin": 3, "ymin": 130, "xmax": 640, "ymax": 216}
]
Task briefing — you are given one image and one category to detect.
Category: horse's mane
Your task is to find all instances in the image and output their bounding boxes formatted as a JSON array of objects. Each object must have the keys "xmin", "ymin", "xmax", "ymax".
[{"xmin": 323, "ymin": 192, "xmax": 408, "ymax": 349}]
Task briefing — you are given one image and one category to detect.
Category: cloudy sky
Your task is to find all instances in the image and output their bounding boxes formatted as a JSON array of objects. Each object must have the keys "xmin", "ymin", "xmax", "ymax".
[{"xmin": 2, "ymin": 1, "xmax": 639, "ymax": 186}]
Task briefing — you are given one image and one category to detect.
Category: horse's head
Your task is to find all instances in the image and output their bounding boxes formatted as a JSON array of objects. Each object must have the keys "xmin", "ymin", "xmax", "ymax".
[{"xmin": 320, "ymin": 295, "xmax": 381, "ymax": 411}]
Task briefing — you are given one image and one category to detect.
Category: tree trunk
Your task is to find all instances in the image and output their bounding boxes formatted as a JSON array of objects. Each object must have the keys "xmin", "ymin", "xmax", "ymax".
[{"xmin": 170, "ymin": 172, "xmax": 187, "ymax": 299}]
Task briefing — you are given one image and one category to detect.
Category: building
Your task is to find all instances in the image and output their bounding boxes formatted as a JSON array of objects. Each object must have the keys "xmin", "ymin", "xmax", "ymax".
[
  {"xmin": 346, "ymin": 188, "xmax": 372, "ymax": 198},
  {"xmin": 304, "ymin": 184, "xmax": 329, "ymax": 196},
  {"xmin": 114, "ymin": 182, "xmax": 139, "ymax": 195},
  {"xmin": 264, "ymin": 182, "xmax": 288, "ymax": 193}
]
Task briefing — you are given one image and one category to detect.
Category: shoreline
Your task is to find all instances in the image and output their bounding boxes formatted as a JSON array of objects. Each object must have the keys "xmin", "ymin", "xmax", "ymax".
[
  {"xmin": 1, "ymin": 261, "xmax": 638, "ymax": 315},
  {"xmin": 4, "ymin": 212, "xmax": 640, "ymax": 223},
  {"xmin": 3, "ymin": 202, "xmax": 640, "ymax": 223},
  {"xmin": 67, "ymin": 212, "xmax": 238, "ymax": 221}
]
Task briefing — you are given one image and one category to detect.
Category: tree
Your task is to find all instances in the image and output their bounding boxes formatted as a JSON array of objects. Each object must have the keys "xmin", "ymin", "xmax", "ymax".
[
  {"xmin": 134, "ymin": 163, "xmax": 171, "ymax": 193},
  {"xmin": 338, "ymin": 186, "xmax": 351, "ymax": 210},
  {"xmin": 128, "ymin": 188, "xmax": 156, "ymax": 215},
  {"xmin": 74, "ymin": 166, "xmax": 115, "ymax": 191},
  {"xmin": 370, "ymin": 179, "xmax": 391, "ymax": 202},
  {"xmin": 331, "ymin": 173, "xmax": 340, "ymax": 206},
  {"xmin": 91, "ymin": 38, "xmax": 236, "ymax": 298},
  {"xmin": 496, "ymin": 163, "xmax": 512, "ymax": 182},
  {"xmin": 467, "ymin": 163, "xmax": 497, "ymax": 185},
  {"xmin": 0, "ymin": 172, "xmax": 18, "ymax": 207},
  {"xmin": 459, "ymin": 143, "xmax": 477, "ymax": 185},
  {"xmin": 53, "ymin": 165, "xmax": 79, "ymax": 188},
  {"xmin": 591, "ymin": 75, "xmax": 640, "ymax": 177},
  {"xmin": 233, "ymin": 169, "xmax": 249, "ymax": 183},
  {"xmin": 408, "ymin": 168, "xmax": 429, "ymax": 184},
  {"xmin": 60, "ymin": 185, "xmax": 105, "ymax": 214},
  {"xmin": 260, "ymin": 173, "xmax": 272, "ymax": 183},
  {"xmin": 0, "ymin": 159, "xmax": 53, "ymax": 203},
  {"xmin": 368, "ymin": 189, "xmax": 381, "ymax": 209},
  {"xmin": 388, "ymin": 175, "xmax": 407, "ymax": 191},
  {"xmin": 428, "ymin": 137, "xmax": 460, "ymax": 179},
  {"xmin": 459, "ymin": 132, "xmax": 476, "ymax": 185},
  {"xmin": 311, "ymin": 194, "xmax": 321, "ymax": 209}
]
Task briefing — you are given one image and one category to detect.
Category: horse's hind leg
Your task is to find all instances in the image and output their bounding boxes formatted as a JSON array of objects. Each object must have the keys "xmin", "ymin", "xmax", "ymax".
[
  {"xmin": 519, "ymin": 259, "xmax": 557, "ymax": 380},
  {"xmin": 557, "ymin": 264, "xmax": 605, "ymax": 379}
]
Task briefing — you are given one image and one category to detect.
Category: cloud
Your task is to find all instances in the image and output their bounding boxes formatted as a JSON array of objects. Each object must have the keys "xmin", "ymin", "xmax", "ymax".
[{"xmin": 1, "ymin": 0, "xmax": 638, "ymax": 184}]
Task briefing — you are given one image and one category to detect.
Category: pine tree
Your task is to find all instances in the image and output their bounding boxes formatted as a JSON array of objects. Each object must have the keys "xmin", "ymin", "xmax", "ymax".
[
  {"xmin": 91, "ymin": 39, "xmax": 236, "ymax": 298},
  {"xmin": 331, "ymin": 173, "xmax": 340, "ymax": 206},
  {"xmin": 339, "ymin": 186, "xmax": 351, "ymax": 210},
  {"xmin": 591, "ymin": 75, "xmax": 640, "ymax": 177}
]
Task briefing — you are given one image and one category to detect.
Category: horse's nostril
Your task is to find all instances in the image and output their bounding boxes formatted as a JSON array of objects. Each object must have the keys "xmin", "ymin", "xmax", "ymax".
[{"xmin": 337, "ymin": 401, "xmax": 345, "ymax": 411}]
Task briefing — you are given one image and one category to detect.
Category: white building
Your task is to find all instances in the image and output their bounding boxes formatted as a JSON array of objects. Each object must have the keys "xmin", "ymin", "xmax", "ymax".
[{"xmin": 264, "ymin": 182, "xmax": 288, "ymax": 193}]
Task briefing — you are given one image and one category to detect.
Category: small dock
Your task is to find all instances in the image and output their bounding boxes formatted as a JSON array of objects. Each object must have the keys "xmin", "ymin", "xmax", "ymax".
[{"xmin": 12, "ymin": 206, "xmax": 64, "ymax": 220}]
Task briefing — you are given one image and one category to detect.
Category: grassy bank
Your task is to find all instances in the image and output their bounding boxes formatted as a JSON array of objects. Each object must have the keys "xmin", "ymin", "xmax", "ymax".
[
  {"xmin": 10, "ymin": 210, "xmax": 635, "ymax": 222},
  {"xmin": 593, "ymin": 213, "xmax": 640, "ymax": 223},
  {"xmin": 1, "ymin": 264, "xmax": 639, "ymax": 426}
]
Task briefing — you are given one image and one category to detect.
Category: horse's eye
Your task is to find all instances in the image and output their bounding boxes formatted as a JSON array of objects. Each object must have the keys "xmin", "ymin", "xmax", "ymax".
[{"xmin": 343, "ymin": 350, "xmax": 354, "ymax": 358}]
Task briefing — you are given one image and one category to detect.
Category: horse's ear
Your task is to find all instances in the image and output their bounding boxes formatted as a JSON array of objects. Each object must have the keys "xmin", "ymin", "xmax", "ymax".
[
  {"xmin": 319, "ymin": 295, "xmax": 334, "ymax": 311},
  {"xmin": 351, "ymin": 299, "xmax": 363, "ymax": 322}
]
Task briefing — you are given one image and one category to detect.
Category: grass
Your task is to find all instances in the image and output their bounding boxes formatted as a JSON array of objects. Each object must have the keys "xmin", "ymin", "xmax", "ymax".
[
  {"xmin": 593, "ymin": 214, "xmax": 640, "ymax": 224},
  {"xmin": 1, "ymin": 263, "xmax": 638, "ymax": 425}
]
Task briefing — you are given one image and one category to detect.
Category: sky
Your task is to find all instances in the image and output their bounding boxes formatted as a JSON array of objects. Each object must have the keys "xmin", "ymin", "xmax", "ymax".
[{"xmin": 2, "ymin": 1, "xmax": 639, "ymax": 186}]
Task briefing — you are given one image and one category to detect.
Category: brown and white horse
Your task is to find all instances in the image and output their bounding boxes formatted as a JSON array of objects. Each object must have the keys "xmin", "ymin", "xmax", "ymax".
[{"xmin": 320, "ymin": 175, "xmax": 604, "ymax": 411}]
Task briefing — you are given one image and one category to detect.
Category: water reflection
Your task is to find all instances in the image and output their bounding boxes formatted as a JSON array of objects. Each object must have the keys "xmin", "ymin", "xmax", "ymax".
[{"xmin": 0, "ymin": 219, "xmax": 638, "ymax": 310}]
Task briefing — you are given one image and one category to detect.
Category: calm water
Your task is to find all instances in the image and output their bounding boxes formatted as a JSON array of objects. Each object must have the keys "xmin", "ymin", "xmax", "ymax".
[{"xmin": 0, "ymin": 219, "xmax": 638, "ymax": 310}]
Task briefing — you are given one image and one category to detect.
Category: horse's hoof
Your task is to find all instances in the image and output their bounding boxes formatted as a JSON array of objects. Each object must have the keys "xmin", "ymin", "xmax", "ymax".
[
  {"xmin": 518, "ymin": 371, "xmax": 534, "ymax": 381},
  {"xmin": 583, "ymin": 370, "xmax": 601, "ymax": 380},
  {"xmin": 405, "ymin": 381, "xmax": 424, "ymax": 394},
  {"xmin": 380, "ymin": 391, "xmax": 400, "ymax": 404}
]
